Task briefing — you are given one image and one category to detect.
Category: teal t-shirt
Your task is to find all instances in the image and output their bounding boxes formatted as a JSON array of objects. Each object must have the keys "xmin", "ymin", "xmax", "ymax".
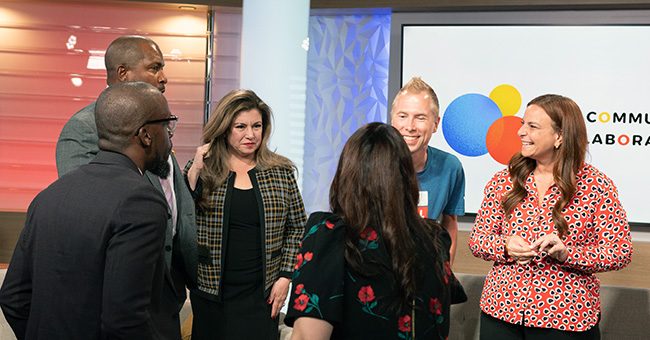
[{"xmin": 416, "ymin": 146, "xmax": 465, "ymax": 221}]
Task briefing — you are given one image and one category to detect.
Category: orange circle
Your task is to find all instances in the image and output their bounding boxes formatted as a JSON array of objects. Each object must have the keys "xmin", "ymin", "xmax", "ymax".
[{"xmin": 486, "ymin": 116, "xmax": 522, "ymax": 165}]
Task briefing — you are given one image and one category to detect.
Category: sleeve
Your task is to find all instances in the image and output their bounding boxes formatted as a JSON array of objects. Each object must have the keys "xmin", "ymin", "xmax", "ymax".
[
  {"xmin": 468, "ymin": 172, "xmax": 513, "ymax": 264},
  {"xmin": 284, "ymin": 212, "xmax": 345, "ymax": 328},
  {"xmin": 101, "ymin": 187, "xmax": 168, "ymax": 339},
  {"xmin": 55, "ymin": 113, "xmax": 99, "ymax": 177},
  {"xmin": 279, "ymin": 170, "xmax": 308, "ymax": 278},
  {"xmin": 561, "ymin": 180, "xmax": 633, "ymax": 274},
  {"xmin": 426, "ymin": 220, "xmax": 467, "ymax": 304},
  {"xmin": 182, "ymin": 158, "xmax": 203, "ymax": 201},
  {"xmin": 173, "ymin": 155, "xmax": 198, "ymax": 289},
  {"xmin": 443, "ymin": 159, "xmax": 466, "ymax": 216},
  {"xmin": 436, "ymin": 222, "xmax": 452, "ymax": 260},
  {"xmin": 0, "ymin": 201, "xmax": 39, "ymax": 339},
  {"xmin": 423, "ymin": 218, "xmax": 451, "ymax": 261}
]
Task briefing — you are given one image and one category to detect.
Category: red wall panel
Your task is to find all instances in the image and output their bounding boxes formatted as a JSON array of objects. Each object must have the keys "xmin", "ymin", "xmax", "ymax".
[{"xmin": 0, "ymin": 1, "xmax": 208, "ymax": 212}]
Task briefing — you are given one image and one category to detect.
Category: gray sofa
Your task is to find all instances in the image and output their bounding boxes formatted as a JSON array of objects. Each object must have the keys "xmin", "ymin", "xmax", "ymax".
[
  {"xmin": 449, "ymin": 273, "xmax": 650, "ymax": 340},
  {"xmin": 2, "ymin": 270, "xmax": 648, "ymax": 339},
  {"xmin": 279, "ymin": 273, "xmax": 650, "ymax": 340}
]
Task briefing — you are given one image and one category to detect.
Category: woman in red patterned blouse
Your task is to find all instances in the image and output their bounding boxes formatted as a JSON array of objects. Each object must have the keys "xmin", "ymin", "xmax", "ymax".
[{"xmin": 469, "ymin": 94, "xmax": 633, "ymax": 340}]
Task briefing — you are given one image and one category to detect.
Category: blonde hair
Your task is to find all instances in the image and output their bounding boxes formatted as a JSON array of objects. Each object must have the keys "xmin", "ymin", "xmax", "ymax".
[{"xmin": 391, "ymin": 77, "xmax": 439, "ymax": 117}]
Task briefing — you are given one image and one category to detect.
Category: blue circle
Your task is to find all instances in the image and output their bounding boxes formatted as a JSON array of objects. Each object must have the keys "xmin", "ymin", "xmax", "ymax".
[{"xmin": 442, "ymin": 94, "xmax": 502, "ymax": 157}]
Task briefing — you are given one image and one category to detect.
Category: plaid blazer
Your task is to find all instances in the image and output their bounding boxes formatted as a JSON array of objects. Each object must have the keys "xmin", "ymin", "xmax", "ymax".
[{"xmin": 185, "ymin": 161, "xmax": 306, "ymax": 299}]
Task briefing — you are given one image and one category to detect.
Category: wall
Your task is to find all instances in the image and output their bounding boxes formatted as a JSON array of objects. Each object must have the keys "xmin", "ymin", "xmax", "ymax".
[
  {"xmin": 210, "ymin": 7, "xmax": 241, "ymax": 110},
  {"xmin": 0, "ymin": 0, "xmax": 207, "ymax": 212},
  {"xmin": 302, "ymin": 11, "xmax": 392, "ymax": 213},
  {"xmin": 2, "ymin": 3, "xmax": 649, "ymax": 292},
  {"xmin": 137, "ymin": 0, "xmax": 650, "ymax": 11}
]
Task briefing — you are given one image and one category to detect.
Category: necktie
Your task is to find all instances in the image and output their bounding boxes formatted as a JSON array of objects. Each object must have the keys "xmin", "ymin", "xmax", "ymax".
[{"xmin": 159, "ymin": 176, "xmax": 177, "ymax": 235}]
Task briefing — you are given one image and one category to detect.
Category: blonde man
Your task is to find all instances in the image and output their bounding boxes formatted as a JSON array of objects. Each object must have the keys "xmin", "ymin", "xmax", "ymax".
[{"xmin": 390, "ymin": 77, "xmax": 465, "ymax": 264}]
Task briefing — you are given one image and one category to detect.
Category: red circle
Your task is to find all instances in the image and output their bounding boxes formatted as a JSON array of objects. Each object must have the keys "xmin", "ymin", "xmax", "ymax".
[
  {"xmin": 618, "ymin": 134, "xmax": 629, "ymax": 145},
  {"xmin": 486, "ymin": 116, "xmax": 522, "ymax": 165}
]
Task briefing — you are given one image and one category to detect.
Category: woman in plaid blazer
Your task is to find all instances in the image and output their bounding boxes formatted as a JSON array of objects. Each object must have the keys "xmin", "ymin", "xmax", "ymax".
[{"xmin": 184, "ymin": 89, "xmax": 307, "ymax": 340}]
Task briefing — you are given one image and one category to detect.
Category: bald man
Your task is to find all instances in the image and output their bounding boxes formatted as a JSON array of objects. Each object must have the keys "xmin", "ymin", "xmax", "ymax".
[
  {"xmin": 1, "ymin": 82, "xmax": 176, "ymax": 339},
  {"xmin": 55, "ymin": 36, "xmax": 196, "ymax": 339},
  {"xmin": 57, "ymin": 35, "xmax": 168, "ymax": 175}
]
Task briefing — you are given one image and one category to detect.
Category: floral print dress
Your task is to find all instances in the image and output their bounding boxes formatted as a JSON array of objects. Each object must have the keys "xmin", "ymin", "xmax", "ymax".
[{"xmin": 285, "ymin": 212, "xmax": 454, "ymax": 340}]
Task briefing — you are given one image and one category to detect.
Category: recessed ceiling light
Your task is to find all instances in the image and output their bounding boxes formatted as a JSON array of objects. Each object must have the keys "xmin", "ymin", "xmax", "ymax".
[{"xmin": 70, "ymin": 77, "xmax": 83, "ymax": 87}]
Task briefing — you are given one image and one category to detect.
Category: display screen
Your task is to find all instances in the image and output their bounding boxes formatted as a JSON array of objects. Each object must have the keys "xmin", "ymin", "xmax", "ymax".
[{"xmin": 399, "ymin": 23, "xmax": 650, "ymax": 224}]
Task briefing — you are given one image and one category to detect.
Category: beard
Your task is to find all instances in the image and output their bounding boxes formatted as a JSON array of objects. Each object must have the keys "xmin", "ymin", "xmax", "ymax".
[{"xmin": 149, "ymin": 149, "xmax": 171, "ymax": 178}]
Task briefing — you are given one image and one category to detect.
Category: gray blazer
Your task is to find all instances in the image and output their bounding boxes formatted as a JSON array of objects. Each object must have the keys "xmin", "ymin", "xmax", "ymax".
[{"xmin": 56, "ymin": 102, "xmax": 197, "ymax": 336}]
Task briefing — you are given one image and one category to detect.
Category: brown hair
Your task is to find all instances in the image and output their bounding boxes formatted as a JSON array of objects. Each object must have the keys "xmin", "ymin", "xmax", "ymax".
[
  {"xmin": 502, "ymin": 94, "xmax": 588, "ymax": 237},
  {"xmin": 198, "ymin": 89, "xmax": 294, "ymax": 206},
  {"xmin": 330, "ymin": 122, "xmax": 445, "ymax": 310}
]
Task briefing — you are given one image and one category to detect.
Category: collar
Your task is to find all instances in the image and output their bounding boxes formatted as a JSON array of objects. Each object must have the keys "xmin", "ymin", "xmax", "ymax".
[{"xmin": 91, "ymin": 150, "xmax": 143, "ymax": 176}]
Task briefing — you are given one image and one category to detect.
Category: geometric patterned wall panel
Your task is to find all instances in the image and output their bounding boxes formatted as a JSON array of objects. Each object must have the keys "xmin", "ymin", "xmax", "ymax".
[{"xmin": 303, "ymin": 13, "xmax": 391, "ymax": 213}]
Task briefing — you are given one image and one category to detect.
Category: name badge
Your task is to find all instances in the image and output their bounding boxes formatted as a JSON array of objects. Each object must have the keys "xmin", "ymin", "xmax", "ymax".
[{"xmin": 417, "ymin": 191, "xmax": 428, "ymax": 218}]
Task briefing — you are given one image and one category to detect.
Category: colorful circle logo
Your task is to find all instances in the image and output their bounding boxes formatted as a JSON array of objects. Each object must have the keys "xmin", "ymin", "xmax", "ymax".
[{"xmin": 442, "ymin": 84, "xmax": 523, "ymax": 165}]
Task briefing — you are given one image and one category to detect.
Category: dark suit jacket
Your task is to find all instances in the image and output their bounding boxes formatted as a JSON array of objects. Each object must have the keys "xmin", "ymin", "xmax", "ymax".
[
  {"xmin": 55, "ymin": 103, "xmax": 198, "ymax": 337},
  {"xmin": 0, "ymin": 151, "xmax": 170, "ymax": 339}
]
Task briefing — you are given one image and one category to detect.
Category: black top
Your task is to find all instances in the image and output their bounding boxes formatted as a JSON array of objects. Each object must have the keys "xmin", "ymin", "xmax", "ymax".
[
  {"xmin": 222, "ymin": 187, "xmax": 262, "ymax": 299},
  {"xmin": 285, "ymin": 212, "xmax": 456, "ymax": 340}
]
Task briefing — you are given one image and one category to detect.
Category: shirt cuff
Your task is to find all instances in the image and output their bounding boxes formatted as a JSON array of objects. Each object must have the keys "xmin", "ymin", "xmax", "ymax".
[{"xmin": 279, "ymin": 271, "xmax": 293, "ymax": 279}]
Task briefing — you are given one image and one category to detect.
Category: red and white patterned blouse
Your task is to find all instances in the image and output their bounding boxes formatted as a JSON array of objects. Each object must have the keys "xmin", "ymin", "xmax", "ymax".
[{"xmin": 469, "ymin": 163, "xmax": 633, "ymax": 331}]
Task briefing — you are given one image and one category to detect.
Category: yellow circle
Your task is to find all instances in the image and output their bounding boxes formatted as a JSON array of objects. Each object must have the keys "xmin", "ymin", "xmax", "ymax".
[
  {"xmin": 489, "ymin": 84, "xmax": 521, "ymax": 116},
  {"xmin": 598, "ymin": 112, "xmax": 610, "ymax": 123}
]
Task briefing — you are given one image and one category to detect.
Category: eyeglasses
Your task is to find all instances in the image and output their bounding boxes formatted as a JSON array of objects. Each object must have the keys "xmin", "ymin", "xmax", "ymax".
[{"xmin": 137, "ymin": 115, "xmax": 178, "ymax": 136}]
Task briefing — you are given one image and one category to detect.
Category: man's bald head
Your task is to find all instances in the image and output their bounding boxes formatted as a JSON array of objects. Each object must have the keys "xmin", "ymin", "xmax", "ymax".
[
  {"xmin": 95, "ymin": 82, "xmax": 167, "ymax": 152},
  {"xmin": 104, "ymin": 35, "xmax": 167, "ymax": 92}
]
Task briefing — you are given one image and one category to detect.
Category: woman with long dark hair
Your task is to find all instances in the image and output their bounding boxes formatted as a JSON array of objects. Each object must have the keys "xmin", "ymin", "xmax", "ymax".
[
  {"xmin": 285, "ymin": 122, "xmax": 460, "ymax": 339},
  {"xmin": 469, "ymin": 94, "xmax": 633, "ymax": 339}
]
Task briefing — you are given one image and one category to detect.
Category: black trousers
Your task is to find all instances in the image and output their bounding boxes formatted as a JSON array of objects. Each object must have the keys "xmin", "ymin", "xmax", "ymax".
[{"xmin": 480, "ymin": 312, "xmax": 600, "ymax": 340}]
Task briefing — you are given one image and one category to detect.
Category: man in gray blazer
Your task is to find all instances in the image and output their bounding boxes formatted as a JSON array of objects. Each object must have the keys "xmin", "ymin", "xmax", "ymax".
[{"xmin": 55, "ymin": 36, "xmax": 196, "ymax": 338}]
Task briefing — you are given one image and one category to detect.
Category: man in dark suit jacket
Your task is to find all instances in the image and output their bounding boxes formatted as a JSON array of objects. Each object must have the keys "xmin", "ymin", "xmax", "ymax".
[
  {"xmin": 0, "ymin": 82, "xmax": 178, "ymax": 339},
  {"xmin": 55, "ymin": 36, "xmax": 197, "ymax": 336}
]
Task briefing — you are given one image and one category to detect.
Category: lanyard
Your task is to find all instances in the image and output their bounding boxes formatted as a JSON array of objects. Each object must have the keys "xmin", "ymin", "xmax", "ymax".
[{"xmin": 411, "ymin": 299, "xmax": 416, "ymax": 339}]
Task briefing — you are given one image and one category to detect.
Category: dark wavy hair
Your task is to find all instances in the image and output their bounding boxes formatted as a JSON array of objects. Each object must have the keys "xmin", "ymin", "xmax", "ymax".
[
  {"xmin": 330, "ymin": 122, "xmax": 445, "ymax": 310},
  {"xmin": 502, "ymin": 94, "xmax": 588, "ymax": 237}
]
